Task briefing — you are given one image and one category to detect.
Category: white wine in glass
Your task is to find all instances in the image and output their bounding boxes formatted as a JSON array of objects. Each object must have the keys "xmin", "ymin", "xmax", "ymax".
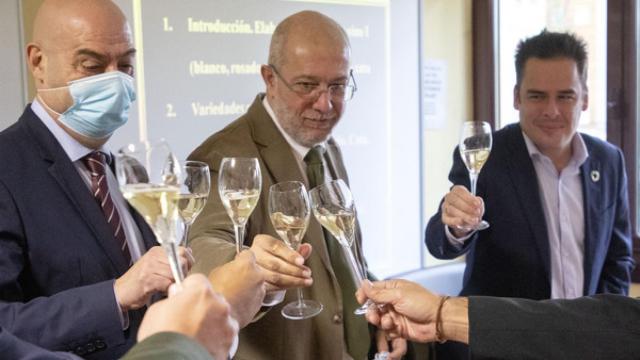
[
  {"xmin": 218, "ymin": 158, "xmax": 261, "ymax": 254},
  {"xmin": 177, "ymin": 161, "xmax": 210, "ymax": 246},
  {"xmin": 117, "ymin": 141, "xmax": 185, "ymax": 285},
  {"xmin": 177, "ymin": 193, "xmax": 208, "ymax": 223},
  {"xmin": 270, "ymin": 181, "xmax": 322, "ymax": 320},
  {"xmin": 459, "ymin": 121, "xmax": 492, "ymax": 231},
  {"xmin": 220, "ymin": 189, "xmax": 260, "ymax": 226},
  {"xmin": 309, "ymin": 179, "xmax": 372, "ymax": 315},
  {"xmin": 313, "ymin": 209, "xmax": 356, "ymax": 247}
]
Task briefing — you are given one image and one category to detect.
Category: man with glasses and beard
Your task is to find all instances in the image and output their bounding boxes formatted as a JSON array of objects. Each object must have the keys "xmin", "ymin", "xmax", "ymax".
[{"xmin": 189, "ymin": 10, "xmax": 407, "ymax": 360}]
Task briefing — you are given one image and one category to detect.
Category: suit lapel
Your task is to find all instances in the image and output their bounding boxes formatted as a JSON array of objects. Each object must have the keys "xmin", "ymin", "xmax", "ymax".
[
  {"xmin": 580, "ymin": 150, "xmax": 601, "ymax": 294},
  {"xmin": 504, "ymin": 125, "xmax": 551, "ymax": 279},
  {"xmin": 247, "ymin": 96, "xmax": 335, "ymax": 278},
  {"xmin": 24, "ymin": 108, "xmax": 129, "ymax": 274}
]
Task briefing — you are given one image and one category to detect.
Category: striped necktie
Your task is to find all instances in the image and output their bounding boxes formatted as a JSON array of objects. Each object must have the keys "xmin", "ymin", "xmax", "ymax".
[{"xmin": 82, "ymin": 151, "xmax": 132, "ymax": 265}]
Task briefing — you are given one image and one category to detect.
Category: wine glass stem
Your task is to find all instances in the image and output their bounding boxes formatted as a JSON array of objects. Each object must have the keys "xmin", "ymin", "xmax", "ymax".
[
  {"xmin": 343, "ymin": 243, "xmax": 366, "ymax": 285},
  {"xmin": 163, "ymin": 242, "xmax": 185, "ymax": 285},
  {"xmin": 234, "ymin": 224, "xmax": 245, "ymax": 254},
  {"xmin": 469, "ymin": 172, "xmax": 479, "ymax": 196},
  {"xmin": 181, "ymin": 222, "xmax": 191, "ymax": 247},
  {"xmin": 297, "ymin": 288, "xmax": 305, "ymax": 307}
]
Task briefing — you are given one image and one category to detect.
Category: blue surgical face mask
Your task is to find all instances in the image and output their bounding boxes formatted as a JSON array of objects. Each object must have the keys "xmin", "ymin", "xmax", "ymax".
[{"xmin": 38, "ymin": 71, "xmax": 136, "ymax": 139}]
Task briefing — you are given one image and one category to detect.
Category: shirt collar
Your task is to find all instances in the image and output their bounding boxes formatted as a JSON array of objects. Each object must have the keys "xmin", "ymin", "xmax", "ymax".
[
  {"xmin": 31, "ymin": 98, "xmax": 110, "ymax": 162},
  {"xmin": 522, "ymin": 130, "xmax": 589, "ymax": 168},
  {"xmin": 262, "ymin": 96, "xmax": 326, "ymax": 158}
]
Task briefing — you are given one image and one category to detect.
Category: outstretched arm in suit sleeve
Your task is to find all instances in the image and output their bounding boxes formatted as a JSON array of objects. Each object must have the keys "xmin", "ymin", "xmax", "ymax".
[
  {"xmin": 470, "ymin": 294, "xmax": 640, "ymax": 360},
  {"xmin": 0, "ymin": 180, "xmax": 126, "ymax": 352},
  {"xmin": 0, "ymin": 326, "xmax": 82, "ymax": 360},
  {"xmin": 425, "ymin": 147, "xmax": 481, "ymax": 259},
  {"xmin": 597, "ymin": 149, "xmax": 635, "ymax": 294}
]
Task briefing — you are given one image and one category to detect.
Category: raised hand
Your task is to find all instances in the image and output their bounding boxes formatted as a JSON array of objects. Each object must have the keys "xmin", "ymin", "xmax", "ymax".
[
  {"xmin": 115, "ymin": 246, "xmax": 194, "ymax": 310},
  {"xmin": 137, "ymin": 273, "xmax": 238, "ymax": 360},
  {"xmin": 208, "ymin": 250, "xmax": 266, "ymax": 328},
  {"xmin": 441, "ymin": 185, "xmax": 485, "ymax": 236},
  {"xmin": 250, "ymin": 234, "xmax": 313, "ymax": 291}
]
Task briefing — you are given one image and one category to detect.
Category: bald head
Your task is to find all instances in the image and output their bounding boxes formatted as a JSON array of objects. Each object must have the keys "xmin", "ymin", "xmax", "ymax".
[
  {"xmin": 28, "ymin": 0, "xmax": 134, "ymax": 87},
  {"xmin": 33, "ymin": 0, "xmax": 130, "ymax": 50},
  {"xmin": 268, "ymin": 11, "xmax": 350, "ymax": 69}
]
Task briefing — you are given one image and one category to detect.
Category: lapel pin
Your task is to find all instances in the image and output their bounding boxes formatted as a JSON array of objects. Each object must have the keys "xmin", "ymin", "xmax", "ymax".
[{"xmin": 590, "ymin": 170, "xmax": 600, "ymax": 183}]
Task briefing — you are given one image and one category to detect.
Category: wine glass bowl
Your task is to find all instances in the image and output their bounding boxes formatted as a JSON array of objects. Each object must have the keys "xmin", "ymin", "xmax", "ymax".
[
  {"xmin": 269, "ymin": 181, "xmax": 322, "ymax": 320},
  {"xmin": 116, "ymin": 140, "xmax": 185, "ymax": 284},
  {"xmin": 177, "ymin": 161, "xmax": 210, "ymax": 246},
  {"xmin": 459, "ymin": 121, "xmax": 492, "ymax": 231},
  {"xmin": 309, "ymin": 179, "xmax": 372, "ymax": 315}
]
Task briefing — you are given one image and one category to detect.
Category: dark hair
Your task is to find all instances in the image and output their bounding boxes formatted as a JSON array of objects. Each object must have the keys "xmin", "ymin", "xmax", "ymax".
[{"xmin": 515, "ymin": 29, "xmax": 588, "ymax": 86}]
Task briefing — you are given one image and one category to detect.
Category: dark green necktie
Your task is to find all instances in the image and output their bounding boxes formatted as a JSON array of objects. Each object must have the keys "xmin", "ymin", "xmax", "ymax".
[{"xmin": 304, "ymin": 146, "xmax": 370, "ymax": 360}]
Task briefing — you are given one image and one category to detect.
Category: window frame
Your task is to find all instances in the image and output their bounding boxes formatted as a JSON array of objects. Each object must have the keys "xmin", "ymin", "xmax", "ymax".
[{"xmin": 472, "ymin": 0, "xmax": 640, "ymax": 281}]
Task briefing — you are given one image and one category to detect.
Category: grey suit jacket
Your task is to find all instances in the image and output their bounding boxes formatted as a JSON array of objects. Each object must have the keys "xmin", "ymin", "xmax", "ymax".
[
  {"xmin": 469, "ymin": 294, "xmax": 640, "ymax": 359},
  {"xmin": 188, "ymin": 94, "xmax": 369, "ymax": 360},
  {"xmin": 122, "ymin": 332, "xmax": 211, "ymax": 360}
]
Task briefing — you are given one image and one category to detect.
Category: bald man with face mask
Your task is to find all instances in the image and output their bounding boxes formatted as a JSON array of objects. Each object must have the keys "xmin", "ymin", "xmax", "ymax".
[{"xmin": 0, "ymin": 1, "xmax": 265, "ymax": 359}]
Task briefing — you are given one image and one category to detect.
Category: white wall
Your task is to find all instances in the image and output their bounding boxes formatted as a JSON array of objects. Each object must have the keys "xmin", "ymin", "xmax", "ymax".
[{"xmin": 0, "ymin": 0, "xmax": 26, "ymax": 128}]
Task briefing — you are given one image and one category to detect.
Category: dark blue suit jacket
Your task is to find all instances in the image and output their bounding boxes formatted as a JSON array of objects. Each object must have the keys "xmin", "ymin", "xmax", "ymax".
[
  {"xmin": 0, "ymin": 107, "xmax": 156, "ymax": 359},
  {"xmin": 0, "ymin": 325, "xmax": 213, "ymax": 360},
  {"xmin": 425, "ymin": 123, "xmax": 634, "ymax": 299},
  {"xmin": 0, "ymin": 326, "xmax": 81, "ymax": 360}
]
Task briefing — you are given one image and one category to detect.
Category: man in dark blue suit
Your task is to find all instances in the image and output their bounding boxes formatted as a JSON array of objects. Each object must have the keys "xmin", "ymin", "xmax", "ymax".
[
  {"xmin": 0, "ymin": 0, "xmax": 196, "ymax": 358},
  {"xmin": 0, "ymin": 273, "xmax": 241, "ymax": 360},
  {"xmin": 425, "ymin": 30, "xmax": 634, "ymax": 358}
]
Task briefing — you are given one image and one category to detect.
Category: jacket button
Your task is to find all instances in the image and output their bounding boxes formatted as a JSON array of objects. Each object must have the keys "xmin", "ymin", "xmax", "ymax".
[
  {"xmin": 75, "ymin": 346, "xmax": 87, "ymax": 356},
  {"xmin": 95, "ymin": 340, "xmax": 106, "ymax": 349},
  {"xmin": 332, "ymin": 313, "xmax": 342, "ymax": 324},
  {"xmin": 86, "ymin": 343, "xmax": 96, "ymax": 353}
]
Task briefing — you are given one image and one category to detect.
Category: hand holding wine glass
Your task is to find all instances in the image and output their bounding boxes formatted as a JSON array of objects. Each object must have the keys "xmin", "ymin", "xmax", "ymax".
[
  {"xmin": 117, "ymin": 140, "xmax": 185, "ymax": 285},
  {"xmin": 309, "ymin": 179, "xmax": 372, "ymax": 315},
  {"xmin": 457, "ymin": 121, "xmax": 492, "ymax": 231},
  {"xmin": 269, "ymin": 181, "xmax": 323, "ymax": 320},
  {"xmin": 177, "ymin": 161, "xmax": 210, "ymax": 246}
]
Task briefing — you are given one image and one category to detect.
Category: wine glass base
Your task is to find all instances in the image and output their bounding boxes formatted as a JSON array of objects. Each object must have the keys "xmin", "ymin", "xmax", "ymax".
[
  {"xmin": 475, "ymin": 220, "xmax": 490, "ymax": 230},
  {"xmin": 457, "ymin": 220, "xmax": 490, "ymax": 232},
  {"xmin": 354, "ymin": 299, "xmax": 377, "ymax": 315},
  {"xmin": 354, "ymin": 305, "xmax": 368, "ymax": 315},
  {"xmin": 281, "ymin": 300, "xmax": 323, "ymax": 320},
  {"xmin": 262, "ymin": 289, "xmax": 286, "ymax": 306}
]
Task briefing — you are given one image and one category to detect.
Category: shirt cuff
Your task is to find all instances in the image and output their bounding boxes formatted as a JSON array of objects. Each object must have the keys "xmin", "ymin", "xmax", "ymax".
[
  {"xmin": 113, "ymin": 282, "xmax": 130, "ymax": 330},
  {"xmin": 444, "ymin": 224, "xmax": 476, "ymax": 248},
  {"xmin": 229, "ymin": 334, "xmax": 239, "ymax": 358}
]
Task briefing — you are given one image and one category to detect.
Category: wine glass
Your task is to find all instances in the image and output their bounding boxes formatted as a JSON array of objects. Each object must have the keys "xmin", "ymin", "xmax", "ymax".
[
  {"xmin": 218, "ymin": 158, "xmax": 261, "ymax": 254},
  {"xmin": 458, "ymin": 121, "xmax": 492, "ymax": 231},
  {"xmin": 116, "ymin": 140, "xmax": 185, "ymax": 285},
  {"xmin": 309, "ymin": 179, "xmax": 372, "ymax": 315},
  {"xmin": 177, "ymin": 161, "xmax": 210, "ymax": 246},
  {"xmin": 269, "ymin": 181, "xmax": 323, "ymax": 320}
]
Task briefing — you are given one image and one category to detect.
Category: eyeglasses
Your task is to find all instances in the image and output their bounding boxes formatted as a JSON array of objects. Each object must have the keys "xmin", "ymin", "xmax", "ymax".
[{"xmin": 269, "ymin": 65, "xmax": 357, "ymax": 102}]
